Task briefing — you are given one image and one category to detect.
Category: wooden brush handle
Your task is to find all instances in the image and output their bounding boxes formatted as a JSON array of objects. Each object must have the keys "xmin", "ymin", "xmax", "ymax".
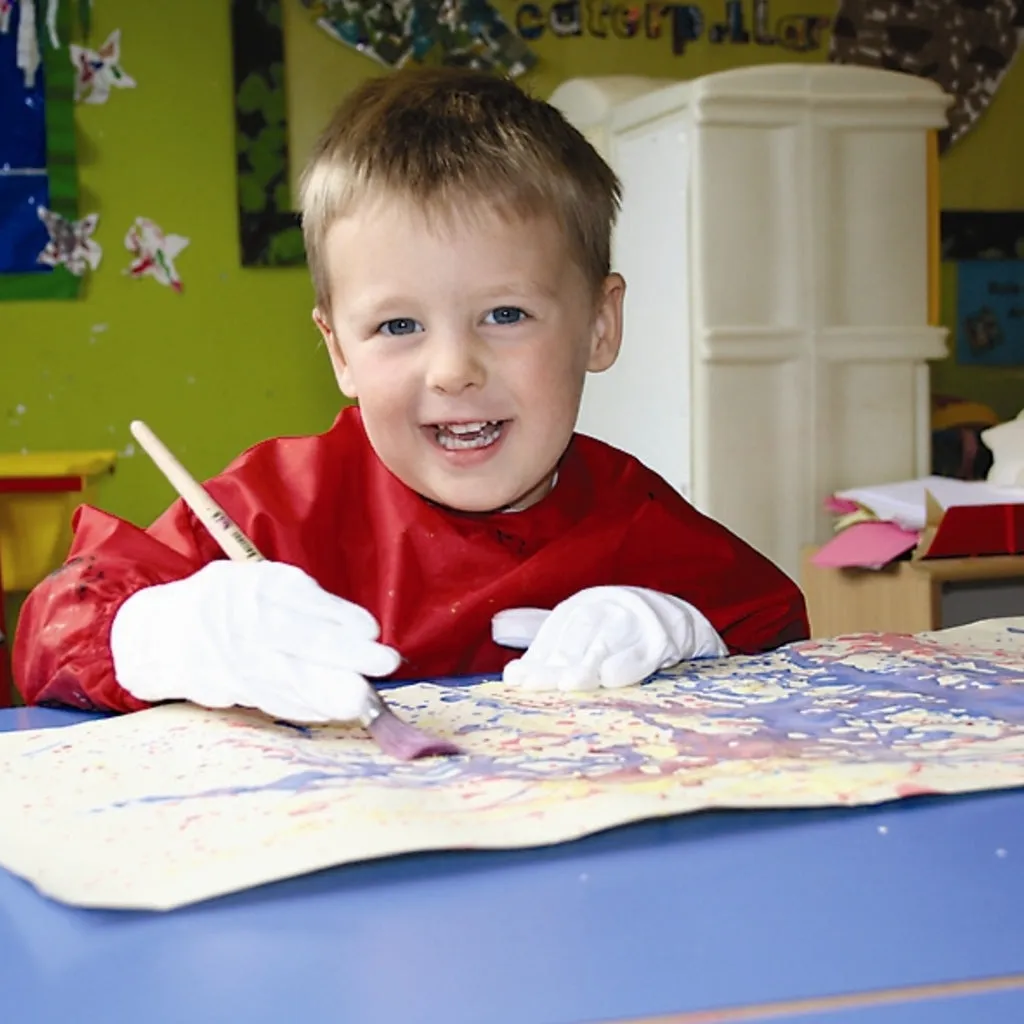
[{"xmin": 129, "ymin": 420, "xmax": 265, "ymax": 564}]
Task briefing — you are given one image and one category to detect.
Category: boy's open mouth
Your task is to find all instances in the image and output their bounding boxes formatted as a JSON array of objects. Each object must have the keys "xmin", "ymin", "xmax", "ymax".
[{"xmin": 431, "ymin": 420, "xmax": 507, "ymax": 451}]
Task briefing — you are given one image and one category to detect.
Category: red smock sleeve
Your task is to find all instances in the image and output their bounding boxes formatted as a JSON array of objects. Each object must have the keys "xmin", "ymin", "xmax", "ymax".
[{"xmin": 12, "ymin": 422, "xmax": 346, "ymax": 712}]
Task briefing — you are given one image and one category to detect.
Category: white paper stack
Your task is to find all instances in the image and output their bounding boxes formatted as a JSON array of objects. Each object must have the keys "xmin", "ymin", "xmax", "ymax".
[{"xmin": 835, "ymin": 477, "xmax": 1024, "ymax": 531}]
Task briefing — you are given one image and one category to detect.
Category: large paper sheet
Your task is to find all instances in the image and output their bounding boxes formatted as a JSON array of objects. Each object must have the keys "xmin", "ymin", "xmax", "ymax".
[{"xmin": 2, "ymin": 619, "xmax": 1023, "ymax": 910}]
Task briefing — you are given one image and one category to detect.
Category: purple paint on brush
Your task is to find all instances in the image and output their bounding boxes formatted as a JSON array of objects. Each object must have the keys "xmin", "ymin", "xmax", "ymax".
[
  {"xmin": 367, "ymin": 708, "xmax": 462, "ymax": 760},
  {"xmin": 362, "ymin": 693, "xmax": 462, "ymax": 760}
]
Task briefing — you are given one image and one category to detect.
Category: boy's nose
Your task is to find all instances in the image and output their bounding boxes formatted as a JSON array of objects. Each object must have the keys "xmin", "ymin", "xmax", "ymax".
[{"xmin": 425, "ymin": 331, "xmax": 487, "ymax": 394}]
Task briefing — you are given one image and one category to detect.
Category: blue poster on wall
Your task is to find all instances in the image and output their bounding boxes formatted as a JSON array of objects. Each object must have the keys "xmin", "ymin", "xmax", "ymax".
[
  {"xmin": 956, "ymin": 260, "xmax": 1024, "ymax": 367},
  {"xmin": 0, "ymin": 1, "xmax": 52, "ymax": 275}
]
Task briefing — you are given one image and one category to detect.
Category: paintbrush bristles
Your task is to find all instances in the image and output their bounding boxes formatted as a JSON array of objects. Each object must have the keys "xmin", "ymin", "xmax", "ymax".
[{"xmin": 367, "ymin": 708, "xmax": 463, "ymax": 760}]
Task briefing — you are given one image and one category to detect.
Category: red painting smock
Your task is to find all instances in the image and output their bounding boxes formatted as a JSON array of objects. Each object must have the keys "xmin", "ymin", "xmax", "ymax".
[{"xmin": 13, "ymin": 407, "xmax": 809, "ymax": 712}]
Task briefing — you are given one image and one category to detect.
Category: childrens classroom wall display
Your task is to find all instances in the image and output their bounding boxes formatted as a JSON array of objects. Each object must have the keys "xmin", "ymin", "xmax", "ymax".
[
  {"xmin": 0, "ymin": 0, "xmax": 83, "ymax": 300},
  {"xmin": 512, "ymin": 1, "xmax": 833, "ymax": 57},
  {"xmin": 942, "ymin": 211, "xmax": 1024, "ymax": 368},
  {"xmin": 930, "ymin": 74, "xmax": 1024, "ymax": 416},
  {"xmin": 824, "ymin": 0, "xmax": 1024, "ymax": 413},
  {"xmin": 2, "ymin": 0, "xmax": 1022, "ymax": 540},
  {"xmin": 235, "ymin": 0, "xmax": 1023, "ymax": 268},
  {"xmin": 69, "ymin": 27, "xmax": 136, "ymax": 104},
  {"xmin": 828, "ymin": 0, "xmax": 1022, "ymax": 152},
  {"xmin": 2, "ymin": 4, "xmax": 192, "ymax": 305},
  {"xmin": 231, "ymin": 0, "xmax": 538, "ymax": 268},
  {"xmin": 122, "ymin": 216, "xmax": 189, "ymax": 292},
  {"xmin": 230, "ymin": 0, "xmax": 304, "ymax": 269},
  {"xmin": 301, "ymin": 0, "xmax": 536, "ymax": 77},
  {"xmin": 0, "ymin": 2, "xmax": 142, "ymax": 302},
  {"xmin": 233, "ymin": 0, "xmax": 846, "ymax": 269},
  {"xmin": 2, "ymin": 0, "xmax": 350, "ymax": 539},
  {"xmin": 957, "ymin": 262, "xmax": 1024, "ymax": 367}
]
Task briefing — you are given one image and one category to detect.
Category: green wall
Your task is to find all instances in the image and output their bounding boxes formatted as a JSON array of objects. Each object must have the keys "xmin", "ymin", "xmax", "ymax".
[
  {"xmin": 2, "ymin": 1, "xmax": 338, "ymax": 532},
  {"xmin": 2, "ymin": 0, "xmax": 1021, "ymax": 536}
]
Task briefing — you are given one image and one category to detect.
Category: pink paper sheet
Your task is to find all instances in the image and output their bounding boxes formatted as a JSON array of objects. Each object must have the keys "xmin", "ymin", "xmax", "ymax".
[{"xmin": 812, "ymin": 520, "xmax": 920, "ymax": 569}]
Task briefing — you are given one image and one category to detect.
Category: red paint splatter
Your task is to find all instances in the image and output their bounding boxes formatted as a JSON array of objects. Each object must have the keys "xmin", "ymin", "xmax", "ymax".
[{"xmin": 895, "ymin": 783, "xmax": 936, "ymax": 798}]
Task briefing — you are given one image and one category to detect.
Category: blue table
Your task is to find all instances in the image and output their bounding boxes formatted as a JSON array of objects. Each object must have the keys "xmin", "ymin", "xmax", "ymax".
[{"xmin": 2, "ymin": 706, "xmax": 1023, "ymax": 1024}]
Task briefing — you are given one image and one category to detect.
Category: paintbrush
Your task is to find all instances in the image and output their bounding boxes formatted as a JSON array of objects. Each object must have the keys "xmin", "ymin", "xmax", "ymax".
[{"xmin": 128, "ymin": 419, "xmax": 461, "ymax": 761}]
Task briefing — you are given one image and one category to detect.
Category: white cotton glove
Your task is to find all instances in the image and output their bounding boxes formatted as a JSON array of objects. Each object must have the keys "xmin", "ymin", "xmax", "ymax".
[
  {"xmin": 110, "ymin": 561, "xmax": 401, "ymax": 723},
  {"xmin": 493, "ymin": 586, "xmax": 727, "ymax": 692}
]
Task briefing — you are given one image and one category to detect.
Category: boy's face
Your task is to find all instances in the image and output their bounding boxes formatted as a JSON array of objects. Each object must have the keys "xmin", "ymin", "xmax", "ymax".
[{"xmin": 315, "ymin": 196, "xmax": 624, "ymax": 513}]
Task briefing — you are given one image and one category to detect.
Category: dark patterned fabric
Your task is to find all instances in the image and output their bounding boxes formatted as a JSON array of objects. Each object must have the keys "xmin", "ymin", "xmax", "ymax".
[
  {"xmin": 829, "ymin": 0, "xmax": 1023, "ymax": 150},
  {"xmin": 301, "ymin": 0, "xmax": 536, "ymax": 77}
]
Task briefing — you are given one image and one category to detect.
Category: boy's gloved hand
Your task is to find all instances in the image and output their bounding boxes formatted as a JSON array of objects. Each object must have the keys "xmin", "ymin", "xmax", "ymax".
[
  {"xmin": 110, "ymin": 561, "xmax": 400, "ymax": 723},
  {"xmin": 493, "ymin": 586, "xmax": 727, "ymax": 692}
]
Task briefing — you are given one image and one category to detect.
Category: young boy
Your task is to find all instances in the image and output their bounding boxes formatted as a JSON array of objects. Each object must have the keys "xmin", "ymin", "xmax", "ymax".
[{"xmin": 13, "ymin": 69, "xmax": 808, "ymax": 726}]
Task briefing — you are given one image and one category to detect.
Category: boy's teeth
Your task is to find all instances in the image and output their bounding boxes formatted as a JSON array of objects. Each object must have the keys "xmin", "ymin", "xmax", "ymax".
[{"xmin": 435, "ymin": 420, "xmax": 503, "ymax": 450}]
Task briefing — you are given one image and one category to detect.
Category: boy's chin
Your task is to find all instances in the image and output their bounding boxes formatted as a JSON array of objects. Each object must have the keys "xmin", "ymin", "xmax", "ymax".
[
  {"xmin": 418, "ymin": 477, "xmax": 551, "ymax": 516},
  {"xmin": 422, "ymin": 490, "xmax": 521, "ymax": 516}
]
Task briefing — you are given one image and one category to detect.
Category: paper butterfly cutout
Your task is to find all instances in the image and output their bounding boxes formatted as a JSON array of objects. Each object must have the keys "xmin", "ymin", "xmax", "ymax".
[
  {"xmin": 123, "ymin": 217, "xmax": 189, "ymax": 292},
  {"xmin": 70, "ymin": 28, "xmax": 136, "ymax": 104},
  {"xmin": 37, "ymin": 207, "xmax": 103, "ymax": 276}
]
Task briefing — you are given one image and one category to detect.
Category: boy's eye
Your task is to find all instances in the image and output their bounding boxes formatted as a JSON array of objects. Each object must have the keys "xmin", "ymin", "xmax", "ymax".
[
  {"xmin": 378, "ymin": 318, "xmax": 422, "ymax": 337},
  {"xmin": 484, "ymin": 306, "xmax": 527, "ymax": 326}
]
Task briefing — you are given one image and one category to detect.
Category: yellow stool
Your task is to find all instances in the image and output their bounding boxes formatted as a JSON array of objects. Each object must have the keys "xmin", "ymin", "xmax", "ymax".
[{"xmin": 0, "ymin": 450, "xmax": 117, "ymax": 705}]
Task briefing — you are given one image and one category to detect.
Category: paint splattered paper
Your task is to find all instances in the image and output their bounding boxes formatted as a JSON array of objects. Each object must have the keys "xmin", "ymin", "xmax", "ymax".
[{"xmin": 1, "ymin": 619, "xmax": 1023, "ymax": 911}]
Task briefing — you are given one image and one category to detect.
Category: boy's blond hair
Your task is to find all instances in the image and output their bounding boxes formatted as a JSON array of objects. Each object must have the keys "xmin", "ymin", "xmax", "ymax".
[{"xmin": 299, "ymin": 68, "xmax": 621, "ymax": 313}]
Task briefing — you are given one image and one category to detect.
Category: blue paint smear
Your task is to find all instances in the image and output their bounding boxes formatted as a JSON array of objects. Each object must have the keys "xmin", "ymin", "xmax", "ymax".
[{"xmin": 84, "ymin": 633, "xmax": 1024, "ymax": 813}]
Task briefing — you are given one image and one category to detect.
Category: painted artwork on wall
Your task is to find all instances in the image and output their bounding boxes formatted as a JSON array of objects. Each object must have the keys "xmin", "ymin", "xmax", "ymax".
[
  {"xmin": 957, "ymin": 261, "xmax": 1024, "ymax": 367},
  {"xmin": 302, "ymin": 0, "xmax": 535, "ymax": 76},
  {"xmin": 229, "ymin": 0, "xmax": 537, "ymax": 268},
  {"xmin": 829, "ymin": 0, "xmax": 1022, "ymax": 152},
  {"xmin": 229, "ymin": 0, "xmax": 304, "ymax": 268},
  {"xmin": 942, "ymin": 211, "xmax": 1024, "ymax": 368},
  {"xmin": 1, "ymin": 618, "xmax": 1023, "ymax": 911},
  {"xmin": 0, "ymin": 0, "xmax": 81, "ymax": 300}
]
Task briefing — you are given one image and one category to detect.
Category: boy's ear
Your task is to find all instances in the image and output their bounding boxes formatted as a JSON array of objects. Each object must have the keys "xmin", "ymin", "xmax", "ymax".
[
  {"xmin": 313, "ymin": 308, "xmax": 358, "ymax": 398},
  {"xmin": 587, "ymin": 273, "xmax": 625, "ymax": 373}
]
